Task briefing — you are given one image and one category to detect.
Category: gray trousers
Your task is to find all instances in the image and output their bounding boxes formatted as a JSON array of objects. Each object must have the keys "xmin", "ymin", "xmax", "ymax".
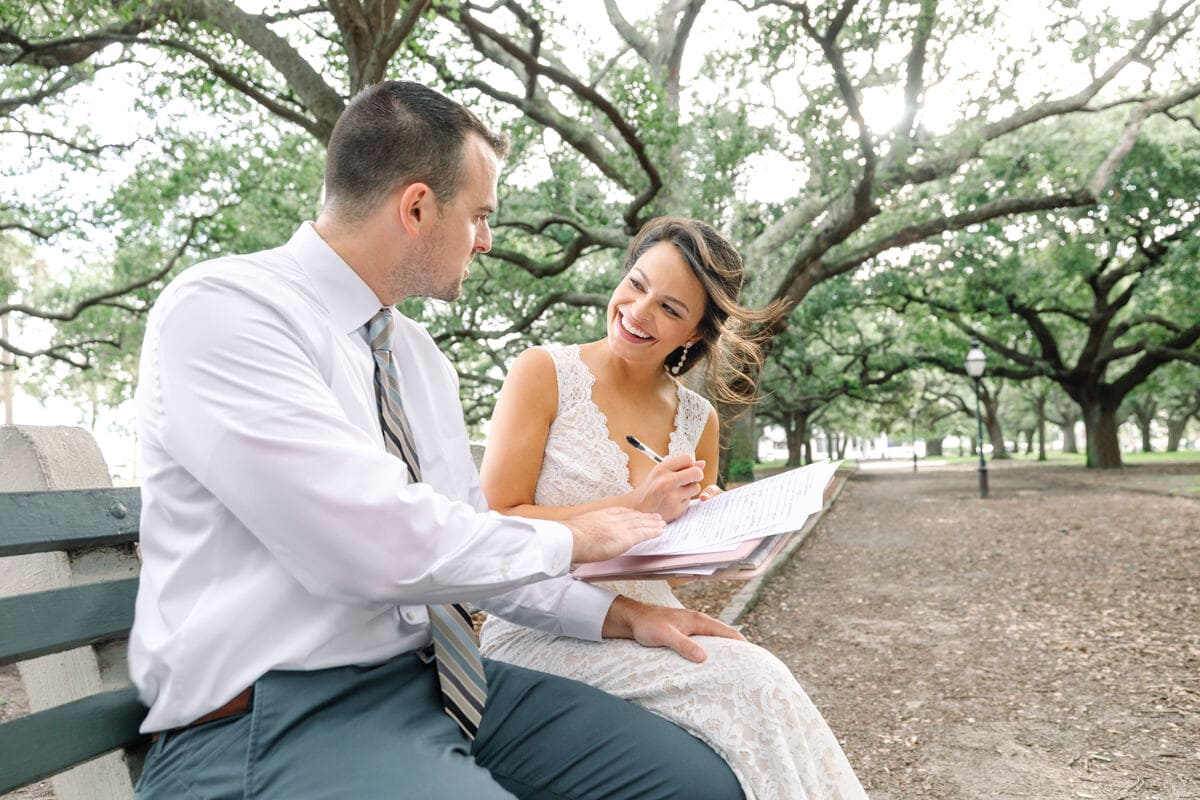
[{"xmin": 135, "ymin": 653, "xmax": 744, "ymax": 799}]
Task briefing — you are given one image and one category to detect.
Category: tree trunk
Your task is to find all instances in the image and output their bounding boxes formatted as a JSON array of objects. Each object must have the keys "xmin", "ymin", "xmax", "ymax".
[
  {"xmin": 1022, "ymin": 428, "xmax": 1034, "ymax": 455},
  {"xmin": 1083, "ymin": 401, "xmax": 1124, "ymax": 469},
  {"xmin": 1165, "ymin": 417, "xmax": 1188, "ymax": 452},
  {"xmin": 1034, "ymin": 393, "xmax": 1048, "ymax": 462},
  {"xmin": 924, "ymin": 436, "xmax": 944, "ymax": 456},
  {"xmin": 1051, "ymin": 397, "xmax": 1083, "ymax": 454},
  {"xmin": 1129, "ymin": 398, "xmax": 1157, "ymax": 453},
  {"xmin": 785, "ymin": 411, "xmax": 809, "ymax": 468},
  {"xmin": 985, "ymin": 416, "xmax": 1008, "ymax": 459},
  {"xmin": 803, "ymin": 436, "xmax": 813, "ymax": 465},
  {"xmin": 1163, "ymin": 390, "xmax": 1200, "ymax": 451},
  {"xmin": 837, "ymin": 437, "xmax": 847, "ymax": 459},
  {"xmin": 979, "ymin": 384, "xmax": 1008, "ymax": 459},
  {"xmin": 785, "ymin": 430, "xmax": 803, "ymax": 467},
  {"xmin": 720, "ymin": 403, "xmax": 758, "ymax": 483},
  {"xmin": 1061, "ymin": 422, "xmax": 1078, "ymax": 453}
]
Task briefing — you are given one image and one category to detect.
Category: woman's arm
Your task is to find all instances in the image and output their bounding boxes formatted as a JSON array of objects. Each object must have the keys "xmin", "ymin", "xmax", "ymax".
[{"xmin": 481, "ymin": 348, "xmax": 639, "ymax": 520}]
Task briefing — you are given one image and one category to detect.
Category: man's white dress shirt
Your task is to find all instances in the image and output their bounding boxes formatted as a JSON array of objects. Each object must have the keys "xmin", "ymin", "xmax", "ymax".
[{"xmin": 129, "ymin": 223, "xmax": 616, "ymax": 732}]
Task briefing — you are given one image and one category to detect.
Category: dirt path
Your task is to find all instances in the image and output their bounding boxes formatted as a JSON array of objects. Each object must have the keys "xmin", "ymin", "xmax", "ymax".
[{"xmin": 737, "ymin": 461, "xmax": 1200, "ymax": 799}]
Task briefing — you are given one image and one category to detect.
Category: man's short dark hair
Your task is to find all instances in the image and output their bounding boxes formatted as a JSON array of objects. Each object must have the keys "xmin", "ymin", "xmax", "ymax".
[{"xmin": 323, "ymin": 81, "xmax": 509, "ymax": 221}]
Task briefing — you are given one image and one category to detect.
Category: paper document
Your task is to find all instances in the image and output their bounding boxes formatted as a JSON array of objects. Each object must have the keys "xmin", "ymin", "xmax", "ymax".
[{"xmin": 622, "ymin": 460, "xmax": 840, "ymax": 557}]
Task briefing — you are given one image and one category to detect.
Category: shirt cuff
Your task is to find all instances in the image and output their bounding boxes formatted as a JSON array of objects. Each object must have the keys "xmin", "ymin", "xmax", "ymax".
[
  {"xmin": 529, "ymin": 516, "xmax": 618, "ymax": 640},
  {"xmin": 556, "ymin": 578, "xmax": 618, "ymax": 641},
  {"xmin": 527, "ymin": 518, "xmax": 575, "ymax": 577}
]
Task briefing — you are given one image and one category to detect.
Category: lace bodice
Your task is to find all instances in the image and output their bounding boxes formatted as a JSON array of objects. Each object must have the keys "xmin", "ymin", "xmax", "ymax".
[
  {"xmin": 534, "ymin": 343, "xmax": 711, "ymax": 604},
  {"xmin": 534, "ymin": 343, "xmax": 710, "ymax": 506}
]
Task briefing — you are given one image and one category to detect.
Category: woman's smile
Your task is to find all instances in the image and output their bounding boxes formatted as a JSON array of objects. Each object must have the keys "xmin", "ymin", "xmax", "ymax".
[{"xmin": 616, "ymin": 310, "xmax": 656, "ymax": 343}]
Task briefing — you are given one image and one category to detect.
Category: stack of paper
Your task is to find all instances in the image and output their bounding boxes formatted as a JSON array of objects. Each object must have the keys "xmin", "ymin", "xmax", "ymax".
[{"xmin": 573, "ymin": 460, "xmax": 840, "ymax": 581}]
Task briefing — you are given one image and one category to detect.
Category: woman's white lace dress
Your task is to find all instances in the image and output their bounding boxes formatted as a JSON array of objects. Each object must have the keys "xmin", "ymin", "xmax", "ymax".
[{"xmin": 480, "ymin": 344, "xmax": 868, "ymax": 800}]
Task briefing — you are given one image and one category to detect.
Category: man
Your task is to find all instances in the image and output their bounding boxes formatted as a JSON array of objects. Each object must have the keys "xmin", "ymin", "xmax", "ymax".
[{"xmin": 130, "ymin": 80, "xmax": 746, "ymax": 798}]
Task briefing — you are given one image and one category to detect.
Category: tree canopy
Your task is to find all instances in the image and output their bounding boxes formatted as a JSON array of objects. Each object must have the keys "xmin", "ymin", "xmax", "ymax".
[{"xmin": 3, "ymin": 0, "xmax": 1199, "ymax": 465}]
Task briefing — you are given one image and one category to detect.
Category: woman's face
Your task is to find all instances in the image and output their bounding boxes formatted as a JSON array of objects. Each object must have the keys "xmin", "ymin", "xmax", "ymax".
[{"xmin": 606, "ymin": 241, "xmax": 707, "ymax": 368}]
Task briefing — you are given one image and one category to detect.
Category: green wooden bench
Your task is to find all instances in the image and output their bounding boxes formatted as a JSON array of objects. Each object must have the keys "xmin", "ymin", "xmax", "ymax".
[{"xmin": 0, "ymin": 486, "xmax": 149, "ymax": 795}]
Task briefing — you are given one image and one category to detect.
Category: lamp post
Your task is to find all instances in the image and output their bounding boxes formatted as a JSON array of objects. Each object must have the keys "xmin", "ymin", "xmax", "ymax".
[
  {"xmin": 909, "ymin": 406, "xmax": 918, "ymax": 473},
  {"xmin": 965, "ymin": 337, "xmax": 988, "ymax": 498}
]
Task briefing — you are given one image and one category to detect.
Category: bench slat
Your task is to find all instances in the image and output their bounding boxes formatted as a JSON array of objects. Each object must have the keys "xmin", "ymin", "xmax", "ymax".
[
  {"xmin": 0, "ymin": 579, "xmax": 139, "ymax": 666},
  {"xmin": 0, "ymin": 487, "xmax": 141, "ymax": 557},
  {"xmin": 0, "ymin": 686, "xmax": 147, "ymax": 793}
]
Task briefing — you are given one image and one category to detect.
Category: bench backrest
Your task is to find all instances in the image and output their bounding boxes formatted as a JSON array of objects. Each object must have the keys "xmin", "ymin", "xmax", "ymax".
[{"xmin": 0, "ymin": 486, "xmax": 148, "ymax": 793}]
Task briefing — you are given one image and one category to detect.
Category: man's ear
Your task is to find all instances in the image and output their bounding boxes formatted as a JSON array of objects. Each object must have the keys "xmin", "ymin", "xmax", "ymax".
[{"xmin": 396, "ymin": 182, "xmax": 435, "ymax": 238}]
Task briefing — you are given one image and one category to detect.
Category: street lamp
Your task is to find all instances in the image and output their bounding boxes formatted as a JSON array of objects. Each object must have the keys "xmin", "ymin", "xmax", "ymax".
[
  {"xmin": 964, "ymin": 337, "xmax": 988, "ymax": 498},
  {"xmin": 909, "ymin": 406, "xmax": 919, "ymax": 473}
]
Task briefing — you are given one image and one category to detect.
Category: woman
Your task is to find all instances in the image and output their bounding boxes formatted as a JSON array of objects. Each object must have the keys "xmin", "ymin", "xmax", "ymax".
[{"xmin": 479, "ymin": 216, "xmax": 867, "ymax": 800}]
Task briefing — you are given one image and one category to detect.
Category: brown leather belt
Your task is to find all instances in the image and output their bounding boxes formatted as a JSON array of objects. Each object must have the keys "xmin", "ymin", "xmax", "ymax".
[{"xmin": 151, "ymin": 687, "xmax": 254, "ymax": 743}]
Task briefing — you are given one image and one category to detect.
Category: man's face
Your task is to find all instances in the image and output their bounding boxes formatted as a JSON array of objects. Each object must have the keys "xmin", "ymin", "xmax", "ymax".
[{"xmin": 410, "ymin": 135, "xmax": 499, "ymax": 302}]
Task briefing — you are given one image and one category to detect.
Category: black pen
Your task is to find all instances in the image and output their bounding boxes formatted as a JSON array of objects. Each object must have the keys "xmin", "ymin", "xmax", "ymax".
[{"xmin": 625, "ymin": 435, "xmax": 664, "ymax": 463}]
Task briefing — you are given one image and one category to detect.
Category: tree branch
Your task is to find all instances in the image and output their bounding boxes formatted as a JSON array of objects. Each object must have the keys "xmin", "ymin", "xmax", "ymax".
[
  {"xmin": 432, "ymin": 290, "xmax": 606, "ymax": 343},
  {"xmin": 0, "ymin": 335, "xmax": 121, "ymax": 369},
  {"xmin": 4, "ymin": 0, "xmax": 346, "ymax": 141},
  {"xmin": 1111, "ymin": 326, "xmax": 1200, "ymax": 398},
  {"xmin": 603, "ymin": 0, "xmax": 653, "ymax": 59},
  {"xmin": 454, "ymin": 3, "xmax": 663, "ymax": 230},
  {"xmin": 0, "ymin": 211, "xmax": 214, "ymax": 322},
  {"xmin": 894, "ymin": 0, "xmax": 936, "ymax": 142},
  {"xmin": 137, "ymin": 34, "xmax": 323, "ymax": 138},
  {"xmin": 0, "ymin": 220, "xmax": 69, "ymax": 240}
]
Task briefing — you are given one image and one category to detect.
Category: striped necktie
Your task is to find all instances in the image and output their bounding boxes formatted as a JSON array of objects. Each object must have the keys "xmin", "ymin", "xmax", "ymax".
[{"xmin": 365, "ymin": 308, "xmax": 488, "ymax": 739}]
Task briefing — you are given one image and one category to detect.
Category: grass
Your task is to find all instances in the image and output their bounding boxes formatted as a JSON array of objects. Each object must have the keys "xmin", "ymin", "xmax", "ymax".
[
  {"xmin": 755, "ymin": 449, "xmax": 1200, "ymax": 480},
  {"xmin": 894, "ymin": 449, "xmax": 1200, "ymax": 467},
  {"xmin": 752, "ymin": 451, "xmax": 1200, "ymax": 495},
  {"xmin": 1117, "ymin": 450, "xmax": 1200, "ymax": 465},
  {"xmin": 753, "ymin": 458, "xmax": 857, "ymax": 474}
]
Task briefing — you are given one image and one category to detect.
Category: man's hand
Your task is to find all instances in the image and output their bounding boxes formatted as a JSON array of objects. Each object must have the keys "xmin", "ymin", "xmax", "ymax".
[
  {"xmin": 564, "ymin": 507, "xmax": 664, "ymax": 563},
  {"xmin": 601, "ymin": 595, "xmax": 746, "ymax": 663}
]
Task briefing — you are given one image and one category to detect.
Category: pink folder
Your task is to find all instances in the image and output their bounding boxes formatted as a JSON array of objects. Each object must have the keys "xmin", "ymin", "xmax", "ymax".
[{"xmin": 572, "ymin": 536, "xmax": 766, "ymax": 581}]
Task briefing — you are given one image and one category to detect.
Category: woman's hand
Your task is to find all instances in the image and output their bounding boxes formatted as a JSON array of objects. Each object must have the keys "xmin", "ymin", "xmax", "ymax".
[
  {"xmin": 697, "ymin": 484, "xmax": 723, "ymax": 501},
  {"xmin": 629, "ymin": 454, "xmax": 705, "ymax": 522}
]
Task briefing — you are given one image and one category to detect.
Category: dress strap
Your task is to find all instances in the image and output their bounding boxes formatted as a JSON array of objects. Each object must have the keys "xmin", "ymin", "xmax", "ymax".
[
  {"xmin": 670, "ymin": 383, "xmax": 713, "ymax": 455},
  {"xmin": 537, "ymin": 344, "xmax": 591, "ymax": 419}
]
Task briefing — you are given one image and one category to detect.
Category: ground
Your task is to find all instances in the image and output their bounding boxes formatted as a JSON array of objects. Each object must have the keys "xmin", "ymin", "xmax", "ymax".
[
  {"xmin": 719, "ymin": 460, "xmax": 1199, "ymax": 800},
  {"xmin": 4, "ymin": 459, "xmax": 1197, "ymax": 799}
]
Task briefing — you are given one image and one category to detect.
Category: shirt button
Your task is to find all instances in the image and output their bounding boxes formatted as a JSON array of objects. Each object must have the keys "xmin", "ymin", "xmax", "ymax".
[{"xmin": 401, "ymin": 609, "xmax": 420, "ymax": 623}]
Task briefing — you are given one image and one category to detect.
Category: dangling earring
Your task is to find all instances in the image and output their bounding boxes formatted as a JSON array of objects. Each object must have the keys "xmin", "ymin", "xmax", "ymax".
[{"xmin": 671, "ymin": 341, "xmax": 693, "ymax": 376}]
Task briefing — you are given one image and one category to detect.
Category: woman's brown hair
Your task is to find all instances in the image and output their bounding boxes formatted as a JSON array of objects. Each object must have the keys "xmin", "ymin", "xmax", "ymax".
[{"xmin": 622, "ymin": 216, "xmax": 784, "ymax": 405}]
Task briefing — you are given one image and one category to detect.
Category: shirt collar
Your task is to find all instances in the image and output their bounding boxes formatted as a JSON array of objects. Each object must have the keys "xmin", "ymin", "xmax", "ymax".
[{"xmin": 285, "ymin": 222, "xmax": 386, "ymax": 335}]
